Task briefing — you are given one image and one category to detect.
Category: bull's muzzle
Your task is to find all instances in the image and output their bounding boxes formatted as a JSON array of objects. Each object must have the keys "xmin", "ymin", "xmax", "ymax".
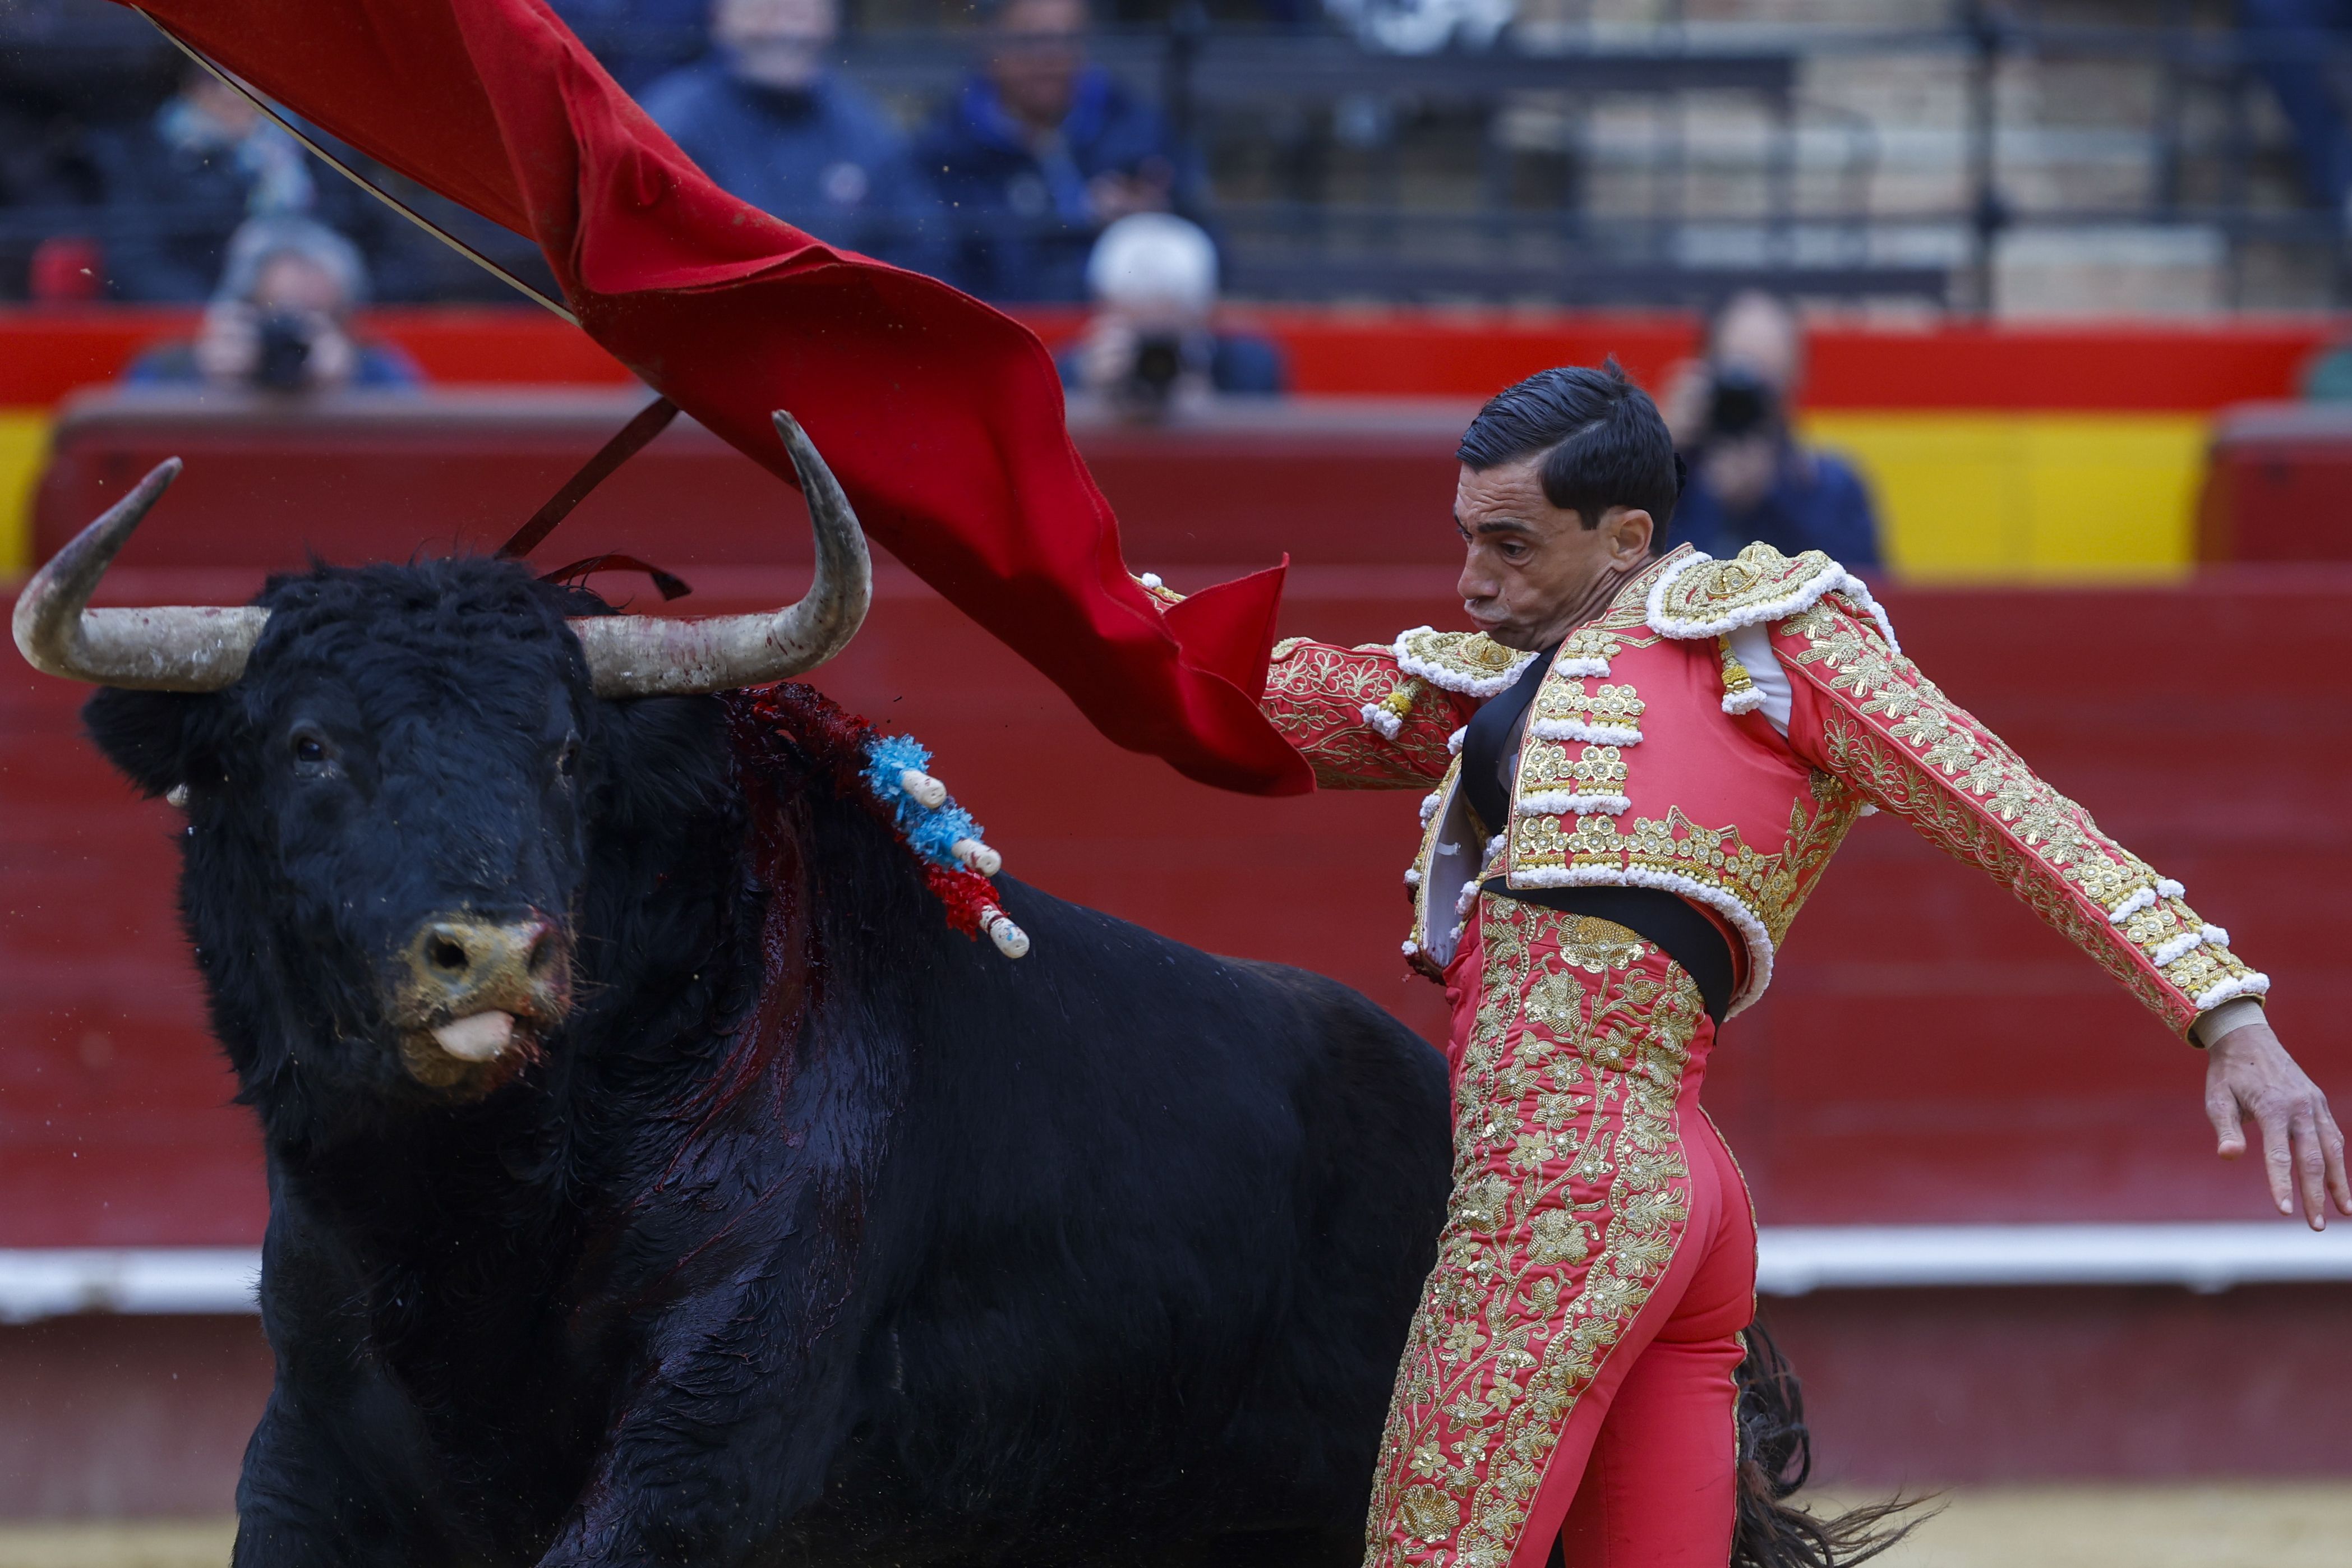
[{"xmin": 394, "ymin": 914, "xmax": 571, "ymax": 1092}]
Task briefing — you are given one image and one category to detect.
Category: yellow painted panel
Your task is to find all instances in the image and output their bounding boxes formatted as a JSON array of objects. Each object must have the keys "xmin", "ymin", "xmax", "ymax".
[
  {"xmin": 2016, "ymin": 417, "xmax": 2205, "ymax": 578},
  {"xmin": 1801, "ymin": 412, "xmax": 2208, "ymax": 583},
  {"xmin": 0, "ymin": 410, "xmax": 48, "ymax": 579}
]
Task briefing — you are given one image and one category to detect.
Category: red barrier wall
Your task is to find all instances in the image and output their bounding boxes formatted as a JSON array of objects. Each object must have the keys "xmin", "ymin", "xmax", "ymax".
[
  {"xmin": 6, "ymin": 562, "xmax": 2348, "ymax": 1248},
  {"xmin": 1, "ymin": 306, "xmax": 2337, "ymax": 409}
]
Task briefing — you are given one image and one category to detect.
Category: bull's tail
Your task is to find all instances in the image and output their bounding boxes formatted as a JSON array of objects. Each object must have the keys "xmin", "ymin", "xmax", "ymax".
[{"xmin": 1731, "ymin": 1320, "xmax": 1927, "ymax": 1568}]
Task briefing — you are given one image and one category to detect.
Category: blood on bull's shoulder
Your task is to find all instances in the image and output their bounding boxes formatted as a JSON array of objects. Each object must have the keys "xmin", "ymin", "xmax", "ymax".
[{"xmin": 30, "ymin": 426, "xmax": 1454, "ymax": 1567}]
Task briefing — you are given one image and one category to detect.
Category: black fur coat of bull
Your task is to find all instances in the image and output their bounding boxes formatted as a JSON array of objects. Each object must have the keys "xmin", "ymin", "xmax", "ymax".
[{"xmin": 85, "ymin": 559, "xmax": 1458, "ymax": 1568}]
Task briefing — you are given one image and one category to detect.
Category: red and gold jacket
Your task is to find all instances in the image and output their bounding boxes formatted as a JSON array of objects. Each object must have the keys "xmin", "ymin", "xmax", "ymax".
[{"xmin": 1257, "ymin": 543, "xmax": 2268, "ymax": 1038}]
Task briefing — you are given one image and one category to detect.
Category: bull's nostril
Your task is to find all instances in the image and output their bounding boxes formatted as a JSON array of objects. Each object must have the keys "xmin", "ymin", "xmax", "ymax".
[
  {"xmin": 428, "ymin": 937, "xmax": 469, "ymax": 972},
  {"xmin": 526, "ymin": 929, "xmax": 557, "ymax": 975}
]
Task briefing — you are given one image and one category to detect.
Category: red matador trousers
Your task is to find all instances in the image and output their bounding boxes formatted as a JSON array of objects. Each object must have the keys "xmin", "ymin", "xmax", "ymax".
[{"xmin": 1366, "ymin": 894, "xmax": 1758, "ymax": 1568}]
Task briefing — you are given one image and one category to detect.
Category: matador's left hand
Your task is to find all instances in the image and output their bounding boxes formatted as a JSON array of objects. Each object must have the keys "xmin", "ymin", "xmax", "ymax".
[{"xmin": 2203, "ymin": 1020, "xmax": 2352, "ymax": 1229}]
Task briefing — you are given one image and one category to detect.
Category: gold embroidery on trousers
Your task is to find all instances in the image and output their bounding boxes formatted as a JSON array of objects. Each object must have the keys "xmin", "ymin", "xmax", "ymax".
[{"xmin": 1366, "ymin": 901, "xmax": 1703, "ymax": 1568}]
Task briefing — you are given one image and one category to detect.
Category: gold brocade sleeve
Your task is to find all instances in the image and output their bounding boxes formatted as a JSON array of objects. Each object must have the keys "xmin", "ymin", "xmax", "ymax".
[
  {"xmin": 1261, "ymin": 638, "xmax": 1479, "ymax": 790},
  {"xmin": 1769, "ymin": 593, "xmax": 2268, "ymax": 1039}
]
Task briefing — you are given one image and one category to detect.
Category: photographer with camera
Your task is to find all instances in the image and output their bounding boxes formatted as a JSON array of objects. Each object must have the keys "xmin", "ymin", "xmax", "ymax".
[
  {"xmin": 1662, "ymin": 289, "xmax": 1881, "ymax": 567},
  {"xmin": 123, "ymin": 216, "xmax": 423, "ymax": 394},
  {"xmin": 1059, "ymin": 213, "xmax": 1284, "ymax": 422}
]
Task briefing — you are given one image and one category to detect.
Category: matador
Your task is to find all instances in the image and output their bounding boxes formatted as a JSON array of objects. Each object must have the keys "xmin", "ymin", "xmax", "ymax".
[{"xmin": 1186, "ymin": 364, "xmax": 2351, "ymax": 1567}]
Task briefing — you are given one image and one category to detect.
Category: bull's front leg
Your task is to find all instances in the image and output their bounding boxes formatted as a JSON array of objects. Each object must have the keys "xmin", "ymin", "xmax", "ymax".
[
  {"xmin": 232, "ymin": 1385, "xmax": 437, "ymax": 1568},
  {"xmin": 537, "ymin": 1237, "xmax": 870, "ymax": 1566}
]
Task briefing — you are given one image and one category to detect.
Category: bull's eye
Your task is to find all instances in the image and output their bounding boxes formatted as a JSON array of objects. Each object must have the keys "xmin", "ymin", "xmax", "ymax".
[{"xmin": 288, "ymin": 726, "xmax": 337, "ymax": 774}]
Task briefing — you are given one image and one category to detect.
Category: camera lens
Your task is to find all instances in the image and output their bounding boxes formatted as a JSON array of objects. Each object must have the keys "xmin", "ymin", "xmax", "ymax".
[
  {"xmin": 253, "ymin": 312, "xmax": 314, "ymax": 391},
  {"xmin": 1707, "ymin": 367, "xmax": 1774, "ymax": 440},
  {"xmin": 1132, "ymin": 336, "xmax": 1183, "ymax": 395}
]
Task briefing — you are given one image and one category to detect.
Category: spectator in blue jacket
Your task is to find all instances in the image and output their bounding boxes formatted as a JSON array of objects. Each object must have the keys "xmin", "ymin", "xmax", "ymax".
[
  {"xmin": 1662, "ymin": 290, "xmax": 1884, "ymax": 569},
  {"xmin": 550, "ymin": 0, "xmax": 711, "ymax": 93},
  {"xmin": 639, "ymin": 0, "xmax": 946, "ymax": 274},
  {"xmin": 2240, "ymin": 0, "xmax": 2352, "ymax": 214},
  {"xmin": 915, "ymin": 0, "xmax": 1191, "ymax": 302},
  {"xmin": 88, "ymin": 66, "xmax": 320, "ymax": 302}
]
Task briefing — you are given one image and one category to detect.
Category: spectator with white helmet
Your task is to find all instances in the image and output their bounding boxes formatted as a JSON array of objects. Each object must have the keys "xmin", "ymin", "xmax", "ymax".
[{"xmin": 1060, "ymin": 213, "xmax": 1284, "ymax": 418}]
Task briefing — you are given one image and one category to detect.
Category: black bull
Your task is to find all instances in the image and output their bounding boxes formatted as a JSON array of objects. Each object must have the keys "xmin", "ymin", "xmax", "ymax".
[
  {"xmin": 85, "ymin": 557, "xmax": 1460, "ymax": 1567},
  {"xmin": 80, "ymin": 558, "xmax": 1849, "ymax": 1567}
]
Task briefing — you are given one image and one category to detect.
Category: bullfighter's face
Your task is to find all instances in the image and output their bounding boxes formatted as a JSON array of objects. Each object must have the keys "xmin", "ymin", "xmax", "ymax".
[
  {"xmin": 1452, "ymin": 455, "xmax": 1655, "ymax": 652},
  {"xmin": 86, "ymin": 562, "xmax": 603, "ymax": 1104}
]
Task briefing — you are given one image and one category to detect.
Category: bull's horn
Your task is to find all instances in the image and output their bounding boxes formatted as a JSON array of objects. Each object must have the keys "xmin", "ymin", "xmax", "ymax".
[
  {"xmin": 570, "ymin": 411, "xmax": 871, "ymax": 697},
  {"xmin": 12, "ymin": 458, "xmax": 269, "ymax": 690}
]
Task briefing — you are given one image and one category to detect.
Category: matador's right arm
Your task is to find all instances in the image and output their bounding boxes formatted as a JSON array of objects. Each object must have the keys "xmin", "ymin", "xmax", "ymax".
[{"xmin": 1259, "ymin": 636, "xmax": 1487, "ymax": 790}]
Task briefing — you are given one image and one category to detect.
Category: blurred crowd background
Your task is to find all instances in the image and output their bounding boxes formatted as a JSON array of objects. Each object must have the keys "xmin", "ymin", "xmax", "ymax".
[
  {"xmin": 10, "ymin": 0, "xmax": 2352, "ymax": 321},
  {"xmin": 18, "ymin": 0, "xmax": 2352, "ymax": 571}
]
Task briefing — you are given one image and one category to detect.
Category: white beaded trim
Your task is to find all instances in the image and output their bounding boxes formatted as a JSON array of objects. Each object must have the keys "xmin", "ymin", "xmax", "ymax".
[
  {"xmin": 1361, "ymin": 703, "xmax": 1404, "ymax": 740},
  {"xmin": 2202, "ymin": 924, "xmax": 2230, "ymax": 948},
  {"xmin": 1515, "ymin": 790, "xmax": 1631, "ymax": 817},
  {"xmin": 1645, "ymin": 548, "xmax": 1902, "ymax": 657},
  {"xmin": 1392, "ymin": 626, "xmax": 1534, "ymax": 697},
  {"xmin": 1553, "ymin": 656, "xmax": 1611, "ymax": 677},
  {"xmin": 1527, "ymin": 718, "xmax": 1643, "ymax": 746},
  {"xmin": 1419, "ymin": 791, "xmax": 1442, "ymax": 828},
  {"xmin": 2148, "ymin": 930, "xmax": 2206, "ymax": 967},
  {"xmin": 1721, "ymin": 685, "xmax": 1768, "ymax": 716},
  {"xmin": 2106, "ymin": 878, "xmax": 2185, "ymax": 926},
  {"xmin": 1447, "ymin": 727, "xmax": 1467, "ymax": 756},
  {"xmin": 2194, "ymin": 972, "xmax": 2272, "ymax": 1011}
]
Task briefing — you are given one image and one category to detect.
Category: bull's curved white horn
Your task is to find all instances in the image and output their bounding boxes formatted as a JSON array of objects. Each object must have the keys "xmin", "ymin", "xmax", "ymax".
[
  {"xmin": 12, "ymin": 458, "xmax": 270, "ymax": 691},
  {"xmin": 569, "ymin": 411, "xmax": 872, "ymax": 697}
]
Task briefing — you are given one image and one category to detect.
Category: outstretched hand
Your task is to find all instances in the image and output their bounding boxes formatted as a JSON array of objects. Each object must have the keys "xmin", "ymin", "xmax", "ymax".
[{"xmin": 2203, "ymin": 1020, "xmax": 2351, "ymax": 1229}]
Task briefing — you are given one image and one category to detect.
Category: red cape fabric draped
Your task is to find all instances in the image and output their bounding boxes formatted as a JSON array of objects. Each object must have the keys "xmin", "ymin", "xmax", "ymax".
[{"xmin": 117, "ymin": 0, "xmax": 1312, "ymax": 795}]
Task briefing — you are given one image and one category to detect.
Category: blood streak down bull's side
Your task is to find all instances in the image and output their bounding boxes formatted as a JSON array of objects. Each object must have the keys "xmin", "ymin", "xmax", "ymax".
[{"xmin": 15, "ymin": 413, "xmax": 1456, "ymax": 1568}]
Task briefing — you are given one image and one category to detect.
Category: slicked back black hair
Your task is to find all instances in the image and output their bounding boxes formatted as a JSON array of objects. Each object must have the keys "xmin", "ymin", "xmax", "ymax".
[{"xmin": 1455, "ymin": 358, "xmax": 1681, "ymax": 538}]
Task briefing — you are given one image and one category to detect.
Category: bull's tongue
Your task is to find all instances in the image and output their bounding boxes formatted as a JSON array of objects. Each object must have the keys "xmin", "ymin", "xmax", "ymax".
[{"xmin": 431, "ymin": 1011, "xmax": 516, "ymax": 1062}]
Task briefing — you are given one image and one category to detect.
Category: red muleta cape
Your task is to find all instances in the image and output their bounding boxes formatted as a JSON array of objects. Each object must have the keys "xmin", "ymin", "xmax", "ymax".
[{"xmin": 117, "ymin": 0, "xmax": 1312, "ymax": 796}]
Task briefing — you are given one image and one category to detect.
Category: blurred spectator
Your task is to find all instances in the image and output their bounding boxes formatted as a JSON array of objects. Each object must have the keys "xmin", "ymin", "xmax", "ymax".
[
  {"xmin": 1059, "ymin": 213, "xmax": 1283, "ymax": 419},
  {"xmin": 2240, "ymin": 0, "xmax": 2352, "ymax": 215},
  {"xmin": 1662, "ymin": 290, "xmax": 1882, "ymax": 569},
  {"xmin": 88, "ymin": 66, "xmax": 319, "ymax": 302},
  {"xmin": 639, "ymin": 0, "xmax": 945, "ymax": 273},
  {"xmin": 550, "ymin": 0, "xmax": 712, "ymax": 92},
  {"xmin": 916, "ymin": 0, "xmax": 1192, "ymax": 302},
  {"xmin": 123, "ymin": 217, "xmax": 423, "ymax": 393}
]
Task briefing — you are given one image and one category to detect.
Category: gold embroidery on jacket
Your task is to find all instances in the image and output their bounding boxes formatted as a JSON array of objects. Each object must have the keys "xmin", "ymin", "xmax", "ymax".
[
  {"xmin": 1398, "ymin": 628, "xmax": 1533, "ymax": 691},
  {"xmin": 1652, "ymin": 542, "xmax": 1843, "ymax": 628},
  {"xmin": 1510, "ymin": 793, "xmax": 1862, "ymax": 949},
  {"xmin": 1781, "ymin": 596, "xmax": 2259, "ymax": 1035},
  {"xmin": 1517, "ymin": 740, "xmax": 1630, "ymax": 797},
  {"xmin": 1530, "ymin": 681, "xmax": 1647, "ymax": 732},
  {"xmin": 1263, "ymin": 640, "xmax": 1462, "ymax": 790},
  {"xmin": 1366, "ymin": 900, "xmax": 1699, "ymax": 1568}
]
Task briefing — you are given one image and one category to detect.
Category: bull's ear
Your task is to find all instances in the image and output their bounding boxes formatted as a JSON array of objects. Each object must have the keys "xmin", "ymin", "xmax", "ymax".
[{"xmin": 84, "ymin": 688, "xmax": 202, "ymax": 799}]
